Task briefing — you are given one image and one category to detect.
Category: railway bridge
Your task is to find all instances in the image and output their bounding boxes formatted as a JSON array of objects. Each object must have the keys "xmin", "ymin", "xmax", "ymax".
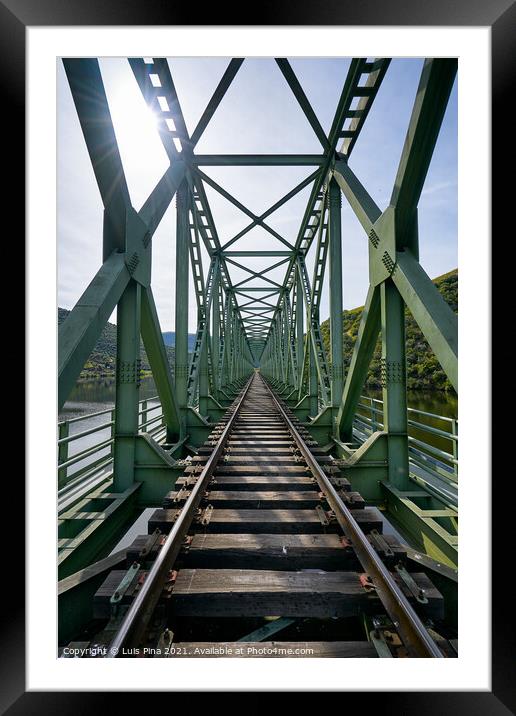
[{"xmin": 58, "ymin": 56, "xmax": 458, "ymax": 658}]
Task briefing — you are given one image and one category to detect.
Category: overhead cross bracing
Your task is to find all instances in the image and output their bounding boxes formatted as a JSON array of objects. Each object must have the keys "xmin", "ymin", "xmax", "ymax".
[
  {"xmin": 60, "ymin": 56, "xmax": 456, "ymax": 399},
  {"xmin": 58, "ymin": 56, "xmax": 458, "ymax": 582}
]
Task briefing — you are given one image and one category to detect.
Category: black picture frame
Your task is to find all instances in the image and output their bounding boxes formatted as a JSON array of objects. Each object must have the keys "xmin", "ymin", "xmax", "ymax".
[{"xmin": 5, "ymin": 0, "xmax": 509, "ymax": 710}]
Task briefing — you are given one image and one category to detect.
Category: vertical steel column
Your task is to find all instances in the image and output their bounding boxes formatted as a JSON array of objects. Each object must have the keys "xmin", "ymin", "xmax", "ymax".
[
  {"xmin": 222, "ymin": 297, "xmax": 231, "ymax": 390},
  {"xmin": 199, "ymin": 326, "xmax": 209, "ymax": 415},
  {"xmin": 276, "ymin": 324, "xmax": 283, "ymax": 384},
  {"xmin": 236, "ymin": 328, "xmax": 241, "ymax": 381},
  {"xmin": 282, "ymin": 301, "xmax": 290, "ymax": 387},
  {"xmin": 278, "ymin": 309, "xmax": 286, "ymax": 386},
  {"xmin": 174, "ymin": 182, "xmax": 189, "ymax": 420},
  {"xmin": 227, "ymin": 303, "xmax": 235, "ymax": 384},
  {"xmin": 329, "ymin": 177, "xmax": 344, "ymax": 411},
  {"xmin": 381, "ymin": 279, "xmax": 409, "ymax": 489},
  {"xmin": 296, "ymin": 271, "xmax": 304, "ymax": 395},
  {"xmin": 58, "ymin": 422, "xmax": 69, "ymax": 488},
  {"xmin": 309, "ymin": 339, "xmax": 319, "ymax": 417},
  {"xmin": 211, "ymin": 273, "xmax": 220, "ymax": 401},
  {"xmin": 273, "ymin": 326, "xmax": 279, "ymax": 382},
  {"xmin": 113, "ymin": 280, "xmax": 141, "ymax": 491}
]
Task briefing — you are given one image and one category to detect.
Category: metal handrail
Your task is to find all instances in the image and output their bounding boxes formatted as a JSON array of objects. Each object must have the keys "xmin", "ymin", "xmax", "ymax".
[
  {"xmin": 58, "ymin": 420, "xmax": 114, "ymax": 445},
  {"xmin": 58, "ymin": 395, "xmax": 164, "ymax": 489},
  {"xmin": 354, "ymin": 394, "xmax": 458, "ymax": 484},
  {"xmin": 357, "ymin": 397, "xmax": 457, "ymax": 422}
]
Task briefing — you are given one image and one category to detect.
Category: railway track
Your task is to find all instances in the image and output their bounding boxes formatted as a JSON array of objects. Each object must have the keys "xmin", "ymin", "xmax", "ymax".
[{"xmin": 66, "ymin": 372, "xmax": 456, "ymax": 658}]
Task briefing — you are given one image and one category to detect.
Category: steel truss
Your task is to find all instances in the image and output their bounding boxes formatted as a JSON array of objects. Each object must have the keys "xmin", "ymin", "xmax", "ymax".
[{"xmin": 59, "ymin": 55, "xmax": 458, "ymax": 557}]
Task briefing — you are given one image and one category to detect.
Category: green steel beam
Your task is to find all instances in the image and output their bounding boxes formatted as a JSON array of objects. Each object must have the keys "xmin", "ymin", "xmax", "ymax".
[
  {"xmin": 211, "ymin": 272, "xmax": 221, "ymax": 398},
  {"xmin": 257, "ymin": 58, "xmax": 387, "ymax": 363},
  {"xmin": 335, "ymin": 162, "xmax": 458, "ymax": 389},
  {"xmin": 129, "ymin": 58, "xmax": 186, "ymax": 160},
  {"xmin": 338, "ymin": 59, "xmax": 391, "ymax": 158},
  {"xmin": 297, "ymin": 255, "xmax": 331, "ymax": 405},
  {"xmin": 226, "ymin": 256, "xmax": 290, "ymax": 284},
  {"xmin": 113, "ymin": 280, "xmax": 141, "ymax": 491},
  {"xmin": 131, "ymin": 58, "xmax": 259, "ymax": 364},
  {"xmin": 333, "ymin": 160, "xmax": 382, "ymax": 234},
  {"xmin": 60, "ymin": 59, "xmax": 184, "ymax": 411},
  {"xmin": 62, "ymin": 58, "xmax": 130, "ymax": 246},
  {"xmin": 295, "ymin": 270, "xmax": 304, "ymax": 391},
  {"xmin": 139, "ymin": 161, "xmax": 187, "ymax": 237},
  {"xmin": 275, "ymin": 58, "xmax": 330, "ymax": 150},
  {"xmin": 186, "ymin": 176, "xmax": 255, "ymax": 360},
  {"xmin": 174, "ymin": 181, "xmax": 190, "ymax": 416},
  {"xmin": 140, "ymin": 286, "xmax": 181, "ymax": 439},
  {"xmin": 192, "ymin": 154, "xmax": 326, "ymax": 166},
  {"xmin": 222, "ymin": 170, "xmax": 319, "ymax": 251},
  {"xmin": 196, "ymin": 169, "xmax": 294, "ymax": 250},
  {"xmin": 233, "ymin": 287, "xmax": 281, "ymax": 293},
  {"xmin": 337, "ymin": 284, "xmax": 381, "ymax": 440},
  {"xmin": 58, "ymin": 252, "xmax": 130, "ymax": 410},
  {"xmin": 190, "ymin": 59, "xmax": 244, "ymax": 147},
  {"xmin": 333, "ymin": 57, "xmax": 457, "ymax": 463},
  {"xmin": 393, "ymin": 251, "xmax": 458, "ymax": 391},
  {"xmin": 222, "ymin": 251, "xmax": 292, "ymax": 257},
  {"xmin": 390, "ymin": 59, "xmax": 457, "ymax": 254},
  {"xmin": 333, "ymin": 160, "xmax": 457, "ymax": 391},
  {"xmin": 328, "ymin": 177, "xmax": 344, "ymax": 409},
  {"xmin": 381, "ymin": 279, "xmax": 409, "ymax": 490}
]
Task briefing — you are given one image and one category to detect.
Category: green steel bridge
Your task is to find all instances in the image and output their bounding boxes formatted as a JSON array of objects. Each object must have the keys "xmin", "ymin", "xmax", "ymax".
[{"xmin": 58, "ymin": 56, "xmax": 458, "ymax": 657}]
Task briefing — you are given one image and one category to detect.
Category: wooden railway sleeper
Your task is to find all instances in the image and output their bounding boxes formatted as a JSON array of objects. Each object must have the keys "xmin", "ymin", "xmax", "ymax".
[{"xmin": 319, "ymin": 489, "xmax": 355, "ymax": 506}]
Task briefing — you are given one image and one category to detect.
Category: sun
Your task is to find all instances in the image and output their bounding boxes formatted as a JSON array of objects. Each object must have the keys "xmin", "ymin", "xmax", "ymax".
[{"xmin": 100, "ymin": 58, "xmax": 170, "ymax": 206}]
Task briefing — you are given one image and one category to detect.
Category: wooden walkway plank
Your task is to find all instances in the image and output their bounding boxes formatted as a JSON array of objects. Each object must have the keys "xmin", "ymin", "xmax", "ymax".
[
  {"xmin": 183, "ymin": 532, "xmax": 406, "ymax": 570},
  {"xmin": 149, "ymin": 507, "xmax": 382, "ymax": 535},
  {"xmin": 168, "ymin": 569, "xmax": 444, "ymax": 619}
]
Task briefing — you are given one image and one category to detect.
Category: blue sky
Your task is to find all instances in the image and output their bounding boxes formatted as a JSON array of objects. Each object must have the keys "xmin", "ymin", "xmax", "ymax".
[{"xmin": 57, "ymin": 57, "xmax": 457, "ymax": 332}]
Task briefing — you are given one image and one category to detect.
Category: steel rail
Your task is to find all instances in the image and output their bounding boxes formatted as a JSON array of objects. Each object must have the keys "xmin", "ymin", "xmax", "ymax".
[
  {"xmin": 106, "ymin": 375, "xmax": 255, "ymax": 656},
  {"xmin": 260, "ymin": 374, "xmax": 444, "ymax": 658}
]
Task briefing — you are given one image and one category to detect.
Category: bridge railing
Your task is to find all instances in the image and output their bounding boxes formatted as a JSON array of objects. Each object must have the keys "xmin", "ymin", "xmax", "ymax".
[
  {"xmin": 58, "ymin": 396, "xmax": 165, "ymax": 491},
  {"xmin": 58, "ymin": 391, "xmax": 457, "ymax": 498},
  {"xmin": 353, "ymin": 395, "xmax": 458, "ymax": 485}
]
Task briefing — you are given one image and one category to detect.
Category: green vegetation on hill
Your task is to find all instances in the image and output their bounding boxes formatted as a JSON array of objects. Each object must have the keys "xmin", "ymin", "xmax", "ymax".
[
  {"xmin": 58, "ymin": 308, "xmax": 176, "ymax": 380},
  {"xmin": 319, "ymin": 269, "xmax": 457, "ymax": 392}
]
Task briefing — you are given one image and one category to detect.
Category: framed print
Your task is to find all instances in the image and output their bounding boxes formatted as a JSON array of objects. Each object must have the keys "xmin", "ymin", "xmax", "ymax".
[{"xmin": 4, "ymin": 0, "xmax": 510, "ymax": 709}]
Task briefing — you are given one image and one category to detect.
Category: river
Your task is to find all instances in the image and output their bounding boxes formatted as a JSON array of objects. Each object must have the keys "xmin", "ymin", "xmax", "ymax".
[
  {"xmin": 60, "ymin": 376, "xmax": 457, "ymax": 422},
  {"xmin": 59, "ymin": 375, "xmax": 159, "ymax": 421}
]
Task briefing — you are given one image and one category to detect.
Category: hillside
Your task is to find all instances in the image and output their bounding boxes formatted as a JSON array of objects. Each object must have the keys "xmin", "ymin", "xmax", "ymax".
[
  {"xmin": 319, "ymin": 269, "xmax": 457, "ymax": 392},
  {"xmin": 58, "ymin": 308, "xmax": 195, "ymax": 380},
  {"xmin": 162, "ymin": 331, "xmax": 197, "ymax": 352}
]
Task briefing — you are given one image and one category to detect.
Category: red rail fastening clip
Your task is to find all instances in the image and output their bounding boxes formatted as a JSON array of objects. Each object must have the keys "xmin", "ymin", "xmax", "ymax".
[
  {"xmin": 162, "ymin": 570, "xmax": 178, "ymax": 598},
  {"xmin": 359, "ymin": 573, "xmax": 375, "ymax": 591},
  {"xmin": 134, "ymin": 572, "xmax": 147, "ymax": 593},
  {"xmin": 340, "ymin": 536, "xmax": 353, "ymax": 550}
]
